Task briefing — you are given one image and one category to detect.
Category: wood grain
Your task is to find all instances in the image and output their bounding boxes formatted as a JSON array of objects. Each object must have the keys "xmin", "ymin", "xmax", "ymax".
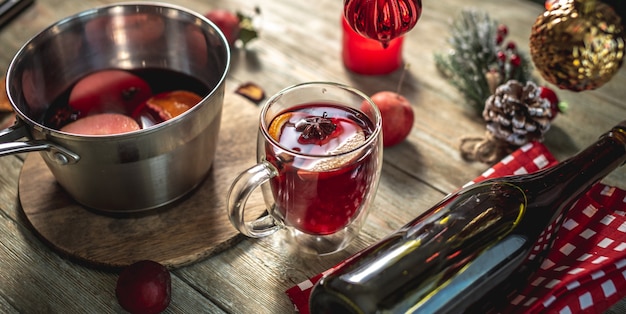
[{"xmin": 17, "ymin": 93, "xmax": 265, "ymax": 270}]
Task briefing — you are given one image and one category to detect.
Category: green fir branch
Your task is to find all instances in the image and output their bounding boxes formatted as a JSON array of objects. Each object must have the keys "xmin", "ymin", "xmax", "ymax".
[{"xmin": 435, "ymin": 9, "xmax": 534, "ymax": 116}]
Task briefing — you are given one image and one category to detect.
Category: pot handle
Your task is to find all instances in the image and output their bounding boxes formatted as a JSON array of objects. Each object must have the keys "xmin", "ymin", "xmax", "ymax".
[{"xmin": 0, "ymin": 120, "xmax": 80, "ymax": 165}]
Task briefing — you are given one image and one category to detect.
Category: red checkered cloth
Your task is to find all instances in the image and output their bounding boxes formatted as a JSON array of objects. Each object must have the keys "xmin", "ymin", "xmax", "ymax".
[{"xmin": 286, "ymin": 142, "xmax": 626, "ymax": 314}]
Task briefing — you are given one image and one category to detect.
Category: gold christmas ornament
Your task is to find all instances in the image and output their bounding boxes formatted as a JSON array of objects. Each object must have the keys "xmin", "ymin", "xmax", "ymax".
[{"xmin": 529, "ymin": 0, "xmax": 625, "ymax": 91}]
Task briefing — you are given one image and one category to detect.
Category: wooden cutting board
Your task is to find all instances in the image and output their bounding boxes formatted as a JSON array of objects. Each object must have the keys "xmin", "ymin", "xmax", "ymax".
[{"xmin": 17, "ymin": 93, "xmax": 266, "ymax": 270}]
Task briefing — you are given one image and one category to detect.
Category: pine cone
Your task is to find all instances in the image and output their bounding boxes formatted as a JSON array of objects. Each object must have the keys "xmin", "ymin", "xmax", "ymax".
[{"xmin": 483, "ymin": 80, "xmax": 552, "ymax": 146}]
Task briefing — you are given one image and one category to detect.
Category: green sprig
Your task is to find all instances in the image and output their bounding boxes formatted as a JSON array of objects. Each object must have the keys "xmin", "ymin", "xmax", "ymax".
[{"xmin": 434, "ymin": 9, "xmax": 534, "ymax": 116}]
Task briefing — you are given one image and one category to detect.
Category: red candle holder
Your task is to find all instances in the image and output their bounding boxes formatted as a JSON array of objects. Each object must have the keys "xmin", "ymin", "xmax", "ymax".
[{"xmin": 341, "ymin": 17, "xmax": 404, "ymax": 75}]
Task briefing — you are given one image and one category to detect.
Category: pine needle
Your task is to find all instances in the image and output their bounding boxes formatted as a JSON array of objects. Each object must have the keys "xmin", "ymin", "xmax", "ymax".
[{"xmin": 434, "ymin": 9, "xmax": 534, "ymax": 116}]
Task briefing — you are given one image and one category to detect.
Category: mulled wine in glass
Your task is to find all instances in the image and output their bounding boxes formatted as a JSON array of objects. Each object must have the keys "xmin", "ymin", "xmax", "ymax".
[{"xmin": 227, "ymin": 82, "xmax": 383, "ymax": 255}]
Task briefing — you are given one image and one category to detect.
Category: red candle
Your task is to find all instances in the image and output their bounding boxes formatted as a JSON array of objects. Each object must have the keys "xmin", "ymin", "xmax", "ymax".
[{"xmin": 341, "ymin": 17, "xmax": 404, "ymax": 75}]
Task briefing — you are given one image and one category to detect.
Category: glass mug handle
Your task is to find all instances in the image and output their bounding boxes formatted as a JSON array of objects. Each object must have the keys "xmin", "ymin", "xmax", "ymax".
[{"xmin": 227, "ymin": 161, "xmax": 281, "ymax": 238}]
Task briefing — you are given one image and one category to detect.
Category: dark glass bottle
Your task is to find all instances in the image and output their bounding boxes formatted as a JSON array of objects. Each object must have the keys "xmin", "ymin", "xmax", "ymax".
[{"xmin": 309, "ymin": 121, "xmax": 626, "ymax": 313}]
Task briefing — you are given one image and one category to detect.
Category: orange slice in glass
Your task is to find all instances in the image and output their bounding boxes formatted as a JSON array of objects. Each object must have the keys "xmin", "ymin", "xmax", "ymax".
[{"xmin": 268, "ymin": 112, "xmax": 292, "ymax": 141}]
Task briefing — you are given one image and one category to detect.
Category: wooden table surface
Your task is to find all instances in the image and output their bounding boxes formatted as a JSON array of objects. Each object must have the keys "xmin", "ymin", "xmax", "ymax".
[{"xmin": 1, "ymin": 0, "xmax": 626, "ymax": 313}]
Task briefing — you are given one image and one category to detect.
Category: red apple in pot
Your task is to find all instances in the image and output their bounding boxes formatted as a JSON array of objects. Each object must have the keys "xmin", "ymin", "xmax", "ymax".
[
  {"xmin": 366, "ymin": 91, "xmax": 414, "ymax": 147},
  {"xmin": 69, "ymin": 70, "xmax": 152, "ymax": 116},
  {"xmin": 60, "ymin": 113, "xmax": 140, "ymax": 135}
]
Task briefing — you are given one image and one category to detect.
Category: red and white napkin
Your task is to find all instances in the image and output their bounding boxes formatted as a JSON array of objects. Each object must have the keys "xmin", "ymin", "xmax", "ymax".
[{"xmin": 286, "ymin": 142, "xmax": 626, "ymax": 314}]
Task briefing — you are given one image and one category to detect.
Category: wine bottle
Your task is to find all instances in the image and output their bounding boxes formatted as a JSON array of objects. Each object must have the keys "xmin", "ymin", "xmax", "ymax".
[{"xmin": 309, "ymin": 121, "xmax": 626, "ymax": 314}]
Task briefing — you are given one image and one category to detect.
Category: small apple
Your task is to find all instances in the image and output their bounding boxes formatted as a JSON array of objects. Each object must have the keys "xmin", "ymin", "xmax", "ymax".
[
  {"xmin": 367, "ymin": 91, "xmax": 414, "ymax": 147},
  {"xmin": 116, "ymin": 260, "xmax": 171, "ymax": 314},
  {"xmin": 205, "ymin": 9, "xmax": 240, "ymax": 46}
]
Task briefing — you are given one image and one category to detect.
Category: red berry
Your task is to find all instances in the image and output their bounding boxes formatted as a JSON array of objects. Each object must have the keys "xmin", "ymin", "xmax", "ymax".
[
  {"xmin": 506, "ymin": 41, "xmax": 517, "ymax": 51},
  {"xmin": 496, "ymin": 51, "xmax": 507, "ymax": 62},
  {"xmin": 495, "ymin": 34, "xmax": 504, "ymax": 45},
  {"xmin": 539, "ymin": 86, "xmax": 562, "ymax": 120},
  {"xmin": 205, "ymin": 9, "xmax": 240, "ymax": 46},
  {"xmin": 366, "ymin": 91, "xmax": 414, "ymax": 147},
  {"xmin": 539, "ymin": 86, "xmax": 558, "ymax": 105},
  {"xmin": 116, "ymin": 260, "xmax": 171, "ymax": 314},
  {"xmin": 509, "ymin": 54, "xmax": 521, "ymax": 67},
  {"xmin": 497, "ymin": 24, "xmax": 508, "ymax": 36}
]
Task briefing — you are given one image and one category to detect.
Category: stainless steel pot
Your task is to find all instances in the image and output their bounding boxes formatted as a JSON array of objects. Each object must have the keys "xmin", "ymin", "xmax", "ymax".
[{"xmin": 0, "ymin": 2, "xmax": 230, "ymax": 213}]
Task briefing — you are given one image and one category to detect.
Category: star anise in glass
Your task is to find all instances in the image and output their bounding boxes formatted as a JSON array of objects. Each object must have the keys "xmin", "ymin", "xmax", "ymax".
[{"xmin": 295, "ymin": 112, "xmax": 336, "ymax": 143}]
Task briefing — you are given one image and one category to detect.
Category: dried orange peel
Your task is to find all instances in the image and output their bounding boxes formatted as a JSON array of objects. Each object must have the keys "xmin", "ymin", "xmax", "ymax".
[{"xmin": 235, "ymin": 82, "xmax": 265, "ymax": 104}]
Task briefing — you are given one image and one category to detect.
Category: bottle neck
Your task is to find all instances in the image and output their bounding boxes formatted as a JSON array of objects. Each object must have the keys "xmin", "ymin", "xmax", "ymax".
[
  {"xmin": 546, "ymin": 126, "xmax": 626, "ymax": 193},
  {"xmin": 517, "ymin": 124, "xmax": 626, "ymax": 220}
]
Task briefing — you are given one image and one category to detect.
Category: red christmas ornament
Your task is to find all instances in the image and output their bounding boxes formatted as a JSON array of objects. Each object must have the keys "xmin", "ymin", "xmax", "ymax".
[{"xmin": 344, "ymin": 0, "xmax": 422, "ymax": 48}]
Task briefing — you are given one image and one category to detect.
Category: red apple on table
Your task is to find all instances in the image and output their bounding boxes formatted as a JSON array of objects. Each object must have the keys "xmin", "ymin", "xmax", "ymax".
[
  {"xmin": 368, "ymin": 91, "xmax": 414, "ymax": 147},
  {"xmin": 116, "ymin": 260, "xmax": 171, "ymax": 314},
  {"xmin": 205, "ymin": 9, "xmax": 241, "ymax": 46}
]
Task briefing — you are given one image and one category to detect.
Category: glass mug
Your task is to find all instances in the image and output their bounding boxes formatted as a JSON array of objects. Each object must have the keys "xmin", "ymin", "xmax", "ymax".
[{"xmin": 227, "ymin": 82, "xmax": 383, "ymax": 255}]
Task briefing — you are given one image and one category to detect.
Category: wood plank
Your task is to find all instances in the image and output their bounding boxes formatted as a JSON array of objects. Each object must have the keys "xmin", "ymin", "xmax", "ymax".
[{"xmin": 0, "ymin": 212, "xmax": 224, "ymax": 313}]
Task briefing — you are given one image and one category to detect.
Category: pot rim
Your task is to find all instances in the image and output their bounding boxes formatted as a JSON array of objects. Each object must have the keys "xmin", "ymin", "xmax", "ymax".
[{"xmin": 5, "ymin": 1, "xmax": 231, "ymax": 140}]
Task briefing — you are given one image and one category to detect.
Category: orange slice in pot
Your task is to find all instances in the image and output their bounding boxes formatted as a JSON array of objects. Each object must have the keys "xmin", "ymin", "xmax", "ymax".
[{"xmin": 145, "ymin": 90, "xmax": 202, "ymax": 120}]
